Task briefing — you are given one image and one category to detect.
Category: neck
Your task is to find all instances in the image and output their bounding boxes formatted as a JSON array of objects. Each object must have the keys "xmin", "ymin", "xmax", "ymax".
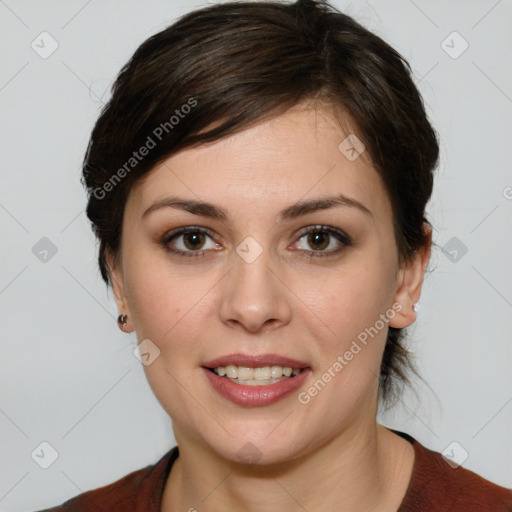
[{"xmin": 162, "ymin": 421, "xmax": 414, "ymax": 512}]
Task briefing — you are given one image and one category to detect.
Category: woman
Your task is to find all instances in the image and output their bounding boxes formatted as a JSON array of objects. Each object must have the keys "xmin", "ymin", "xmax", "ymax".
[{"xmin": 38, "ymin": 0, "xmax": 512, "ymax": 510}]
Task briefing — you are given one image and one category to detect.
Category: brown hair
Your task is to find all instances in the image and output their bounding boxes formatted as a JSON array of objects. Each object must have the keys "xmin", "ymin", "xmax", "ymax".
[{"xmin": 81, "ymin": 0, "xmax": 439, "ymax": 406}]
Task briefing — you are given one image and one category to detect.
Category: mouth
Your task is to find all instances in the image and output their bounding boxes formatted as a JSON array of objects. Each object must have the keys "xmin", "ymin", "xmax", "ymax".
[
  {"xmin": 201, "ymin": 354, "xmax": 311, "ymax": 406},
  {"xmin": 206, "ymin": 365, "xmax": 304, "ymax": 386}
]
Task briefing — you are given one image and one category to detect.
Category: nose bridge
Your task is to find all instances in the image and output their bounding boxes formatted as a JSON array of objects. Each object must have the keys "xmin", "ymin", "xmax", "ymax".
[{"xmin": 219, "ymin": 235, "xmax": 290, "ymax": 331}]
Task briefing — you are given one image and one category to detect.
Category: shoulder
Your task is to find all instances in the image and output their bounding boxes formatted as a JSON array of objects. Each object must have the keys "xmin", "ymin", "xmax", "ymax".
[
  {"xmin": 35, "ymin": 447, "xmax": 178, "ymax": 512},
  {"xmin": 395, "ymin": 430, "xmax": 512, "ymax": 512}
]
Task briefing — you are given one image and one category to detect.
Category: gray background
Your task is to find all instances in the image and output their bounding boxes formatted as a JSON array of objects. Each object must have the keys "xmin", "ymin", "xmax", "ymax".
[{"xmin": 1, "ymin": 0, "xmax": 511, "ymax": 510}]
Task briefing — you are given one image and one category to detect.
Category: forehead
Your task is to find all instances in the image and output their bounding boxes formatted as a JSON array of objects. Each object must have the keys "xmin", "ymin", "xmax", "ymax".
[{"xmin": 125, "ymin": 104, "xmax": 392, "ymax": 224}]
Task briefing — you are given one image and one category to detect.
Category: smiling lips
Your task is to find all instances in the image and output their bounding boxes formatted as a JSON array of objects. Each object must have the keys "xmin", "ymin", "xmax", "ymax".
[{"xmin": 202, "ymin": 353, "xmax": 311, "ymax": 406}]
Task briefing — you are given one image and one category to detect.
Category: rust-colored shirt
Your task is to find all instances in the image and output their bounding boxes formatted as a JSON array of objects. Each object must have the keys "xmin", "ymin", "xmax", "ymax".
[{"xmin": 37, "ymin": 430, "xmax": 512, "ymax": 511}]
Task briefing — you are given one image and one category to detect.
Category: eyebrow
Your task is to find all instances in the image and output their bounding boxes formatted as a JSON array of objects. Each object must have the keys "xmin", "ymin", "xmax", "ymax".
[{"xmin": 142, "ymin": 194, "xmax": 372, "ymax": 222}]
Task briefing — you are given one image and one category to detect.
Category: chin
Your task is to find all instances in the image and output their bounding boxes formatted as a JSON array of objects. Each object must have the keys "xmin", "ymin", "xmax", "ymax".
[{"xmin": 195, "ymin": 423, "xmax": 314, "ymax": 468}]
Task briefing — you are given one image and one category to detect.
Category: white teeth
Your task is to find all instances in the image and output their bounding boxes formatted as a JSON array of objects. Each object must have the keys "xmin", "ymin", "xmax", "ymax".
[
  {"xmin": 225, "ymin": 365, "xmax": 237, "ymax": 378},
  {"xmin": 213, "ymin": 365, "xmax": 303, "ymax": 381},
  {"xmin": 253, "ymin": 366, "xmax": 271, "ymax": 380},
  {"xmin": 229, "ymin": 378, "xmax": 283, "ymax": 386},
  {"xmin": 237, "ymin": 367, "xmax": 254, "ymax": 381},
  {"xmin": 270, "ymin": 365, "xmax": 282, "ymax": 379}
]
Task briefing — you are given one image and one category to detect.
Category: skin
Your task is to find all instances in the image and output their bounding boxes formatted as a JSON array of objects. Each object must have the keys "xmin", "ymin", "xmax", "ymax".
[{"xmin": 107, "ymin": 102, "xmax": 431, "ymax": 511}]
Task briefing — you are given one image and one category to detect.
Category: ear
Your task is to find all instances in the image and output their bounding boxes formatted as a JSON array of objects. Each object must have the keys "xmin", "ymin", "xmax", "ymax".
[
  {"xmin": 388, "ymin": 223, "xmax": 432, "ymax": 329},
  {"xmin": 106, "ymin": 248, "xmax": 134, "ymax": 333}
]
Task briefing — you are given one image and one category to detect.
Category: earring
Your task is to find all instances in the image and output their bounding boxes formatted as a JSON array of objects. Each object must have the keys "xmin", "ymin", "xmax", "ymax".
[
  {"xmin": 117, "ymin": 314, "xmax": 128, "ymax": 332},
  {"xmin": 412, "ymin": 303, "xmax": 419, "ymax": 313}
]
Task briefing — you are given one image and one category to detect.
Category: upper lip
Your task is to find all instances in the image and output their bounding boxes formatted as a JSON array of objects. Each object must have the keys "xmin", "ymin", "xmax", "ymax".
[{"xmin": 203, "ymin": 353, "xmax": 309, "ymax": 369}]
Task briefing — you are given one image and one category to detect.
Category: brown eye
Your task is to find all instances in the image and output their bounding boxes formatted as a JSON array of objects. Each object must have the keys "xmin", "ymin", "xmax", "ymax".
[
  {"xmin": 161, "ymin": 227, "xmax": 221, "ymax": 258},
  {"xmin": 307, "ymin": 231, "xmax": 330, "ymax": 251},
  {"xmin": 183, "ymin": 231, "xmax": 206, "ymax": 250},
  {"xmin": 294, "ymin": 225, "xmax": 352, "ymax": 258}
]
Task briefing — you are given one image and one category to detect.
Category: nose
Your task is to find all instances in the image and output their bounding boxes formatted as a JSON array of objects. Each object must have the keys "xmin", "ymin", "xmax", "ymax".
[{"xmin": 219, "ymin": 242, "xmax": 292, "ymax": 333}]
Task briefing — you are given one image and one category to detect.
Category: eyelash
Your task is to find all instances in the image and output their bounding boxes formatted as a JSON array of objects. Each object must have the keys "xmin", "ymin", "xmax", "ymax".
[{"xmin": 160, "ymin": 225, "xmax": 353, "ymax": 259}]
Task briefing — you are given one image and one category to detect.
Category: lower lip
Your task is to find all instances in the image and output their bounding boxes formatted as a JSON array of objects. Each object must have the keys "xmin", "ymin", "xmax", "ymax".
[{"xmin": 202, "ymin": 367, "xmax": 311, "ymax": 407}]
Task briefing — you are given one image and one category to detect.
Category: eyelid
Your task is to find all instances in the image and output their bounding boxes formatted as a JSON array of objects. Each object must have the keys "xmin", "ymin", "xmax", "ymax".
[
  {"xmin": 163, "ymin": 225, "xmax": 217, "ymax": 240},
  {"xmin": 161, "ymin": 225, "xmax": 220, "ymax": 251},
  {"xmin": 290, "ymin": 225, "xmax": 352, "ymax": 257},
  {"xmin": 294, "ymin": 224, "xmax": 352, "ymax": 245}
]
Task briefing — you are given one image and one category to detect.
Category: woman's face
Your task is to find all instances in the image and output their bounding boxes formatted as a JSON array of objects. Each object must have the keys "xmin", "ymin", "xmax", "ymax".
[{"xmin": 109, "ymin": 103, "xmax": 424, "ymax": 465}]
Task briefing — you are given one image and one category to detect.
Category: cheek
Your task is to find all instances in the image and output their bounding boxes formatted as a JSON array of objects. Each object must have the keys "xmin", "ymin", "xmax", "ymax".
[
  {"xmin": 294, "ymin": 269, "xmax": 391, "ymax": 422},
  {"xmin": 124, "ymin": 249, "xmax": 215, "ymax": 342},
  {"xmin": 293, "ymin": 258, "xmax": 396, "ymax": 411},
  {"xmin": 300, "ymin": 261, "xmax": 393, "ymax": 344}
]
